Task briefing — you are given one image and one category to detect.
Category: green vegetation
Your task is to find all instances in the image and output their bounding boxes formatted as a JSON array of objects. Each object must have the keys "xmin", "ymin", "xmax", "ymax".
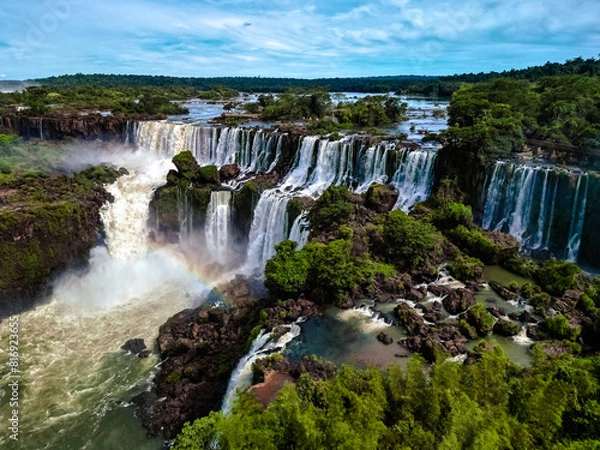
[
  {"xmin": 447, "ymin": 225, "xmax": 502, "ymax": 264},
  {"xmin": 536, "ymin": 260, "xmax": 584, "ymax": 296},
  {"xmin": 174, "ymin": 347, "xmax": 600, "ymax": 450},
  {"xmin": 465, "ymin": 303, "xmax": 495, "ymax": 336},
  {"xmin": 265, "ymin": 238, "xmax": 364, "ymax": 305},
  {"xmin": 440, "ymin": 74, "xmax": 600, "ymax": 164},
  {"xmin": 443, "ymin": 56, "xmax": 600, "ymax": 84},
  {"xmin": 383, "ymin": 210, "xmax": 442, "ymax": 270},
  {"xmin": 309, "ymin": 185, "xmax": 355, "ymax": 233},
  {"xmin": 0, "ymin": 163, "xmax": 121, "ymax": 301},
  {"xmin": 0, "ymin": 85, "xmax": 190, "ymax": 116},
  {"xmin": 448, "ymin": 254, "xmax": 484, "ymax": 282},
  {"xmin": 333, "ymin": 95, "xmax": 408, "ymax": 128},
  {"xmin": 34, "ymin": 73, "xmax": 445, "ymax": 95},
  {"xmin": 242, "ymin": 90, "xmax": 408, "ymax": 132}
]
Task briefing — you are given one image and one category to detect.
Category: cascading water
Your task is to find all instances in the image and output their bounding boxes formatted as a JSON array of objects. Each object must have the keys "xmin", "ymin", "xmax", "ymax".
[
  {"xmin": 289, "ymin": 213, "xmax": 311, "ymax": 249},
  {"xmin": 129, "ymin": 122, "xmax": 283, "ymax": 172},
  {"xmin": 0, "ymin": 151, "xmax": 208, "ymax": 450},
  {"xmin": 221, "ymin": 322, "xmax": 302, "ymax": 415},
  {"xmin": 391, "ymin": 149, "xmax": 437, "ymax": 212},
  {"xmin": 481, "ymin": 161, "xmax": 589, "ymax": 262},
  {"xmin": 243, "ymin": 191, "xmax": 291, "ymax": 274},
  {"xmin": 566, "ymin": 175, "xmax": 589, "ymax": 262},
  {"xmin": 205, "ymin": 190, "xmax": 233, "ymax": 265}
]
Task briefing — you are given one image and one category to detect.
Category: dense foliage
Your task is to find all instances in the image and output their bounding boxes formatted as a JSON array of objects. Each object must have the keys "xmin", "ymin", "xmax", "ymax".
[
  {"xmin": 35, "ymin": 73, "xmax": 443, "ymax": 94},
  {"xmin": 174, "ymin": 347, "xmax": 600, "ymax": 450},
  {"xmin": 383, "ymin": 210, "xmax": 441, "ymax": 270},
  {"xmin": 0, "ymin": 85, "xmax": 190, "ymax": 116},
  {"xmin": 440, "ymin": 75, "xmax": 600, "ymax": 163}
]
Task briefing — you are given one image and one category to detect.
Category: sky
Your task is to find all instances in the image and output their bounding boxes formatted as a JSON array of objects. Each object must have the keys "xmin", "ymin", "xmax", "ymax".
[{"xmin": 0, "ymin": 0, "xmax": 598, "ymax": 79}]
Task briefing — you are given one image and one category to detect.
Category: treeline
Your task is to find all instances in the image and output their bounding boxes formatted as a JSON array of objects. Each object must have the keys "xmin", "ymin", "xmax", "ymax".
[
  {"xmin": 35, "ymin": 73, "xmax": 448, "ymax": 95},
  {"xmin": 442, "ymin": 56, "xmax": 600, "ymax": 84},
  {"xmin": 174, "ymin": 349, "xmax": 600, "ymax": 450}
]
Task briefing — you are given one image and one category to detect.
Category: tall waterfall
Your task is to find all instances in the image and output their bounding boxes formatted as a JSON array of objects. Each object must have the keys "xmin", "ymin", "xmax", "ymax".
[
  {"xmin": 281, "ymin": 135, "xmax": 436, "ymax": 206},
  {"xmin": 131, "ymin": 121, "xmax": 440, "ymax": 273},
  {"xmin": 482, "ymin": 161, "xmax": 589, "ymax": 262},
  {"xmin": 0, "ymin": 151, "xmax": 208, "ymax": 450},
  {"xmin": 205, "ymin": 190, "xmax": 233, "ymax": 265},
  {"xmin": 391, "ymin": 149, "xmax": 438, "ymax": 212},
  {"xmin": 243, "ymin": 191, "xmax": 291, "ymax": 273}
]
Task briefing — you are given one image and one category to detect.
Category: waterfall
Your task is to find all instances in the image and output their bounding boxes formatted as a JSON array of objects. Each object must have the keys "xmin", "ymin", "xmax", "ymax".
[
  {"xmin": 566, "ymin": 175, "xmax": 589, "ymax": 261},
  {"xmin": 289, "ymin": 212, "xmax": 310, "ymax": 249},
  {"xmin": 481, "ymin": 161, "xmax": 589, "ymax": 262},
  {"xmin": 354, "ymin": 143, "xmax": 390, "ymax": 193},
  {"xmin": 205, "ymin": 190, "xmax": 233, "ymax": 265},
  {"xmin": 221, "ymin": 322, "xmax": 302, "ymax": 414},
  {"xmin": 391, "ymin": 149, "xmax": 437, "ymax": 212},
  {"xmin": 281, "ymin": 136, "xmax": 319, "ymax": 191},
  {"xmin": 130, "ymin": 121, "xmax": 284, "ymax": 172},
  {"xmin": 243, "ymin": 190, "xmax": 291, "ymax": 273},
  {"xmin": 101, "ymin": 158, "xmax": 174, "ymax": 258}
]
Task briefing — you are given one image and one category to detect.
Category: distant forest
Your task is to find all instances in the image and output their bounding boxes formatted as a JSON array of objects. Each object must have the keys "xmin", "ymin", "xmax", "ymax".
[{"xmin": 32, "ymin": 56, "xmax": 600, "ymax": 95}]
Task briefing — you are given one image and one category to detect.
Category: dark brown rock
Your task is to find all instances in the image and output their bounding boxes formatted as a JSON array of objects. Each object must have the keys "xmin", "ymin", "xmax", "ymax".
[
  {"xmin": 377, "ymin": 332, "xmax": 394, "ymax": 345},
  {"xmin": 489, "ymin": 281, "xmax": 518, "ymax": 301},
  {"xmin": 121, "ymin": 338, "xmax": 147, "ymax": 355},
  {"xmin": 219, "ymin": 164, "xmax": 241, "ymax": 181},
  {"xmin": 443, "ymin": 288, "xmax": 475, "ymax": 315}
]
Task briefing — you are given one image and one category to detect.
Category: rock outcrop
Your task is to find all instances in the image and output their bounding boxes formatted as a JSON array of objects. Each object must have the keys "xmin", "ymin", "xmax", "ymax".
[
  {"xmin": 0, "ymin": 113, "xmax": 156, "ymax": 141},
  {"xmin": 134, "ymin": 289, "xmax": 323, "ymax": 439},
  {"xmin": 0, "ymin": 168, "xmax": 119, "ymax": 314}
]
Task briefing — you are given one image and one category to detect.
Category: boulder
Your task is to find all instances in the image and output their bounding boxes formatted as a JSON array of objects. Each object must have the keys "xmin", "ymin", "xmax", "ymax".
[
  {"xmin": 377, "ymin": 332, "xmax": 394, "ymax": 345},
  {"xmin": 443, "ymin": 288, "xmax": 475, "ymax": 315},
  {"xmin": 489, "ymin": 281, "xmax": 518, "ymax": 301},
  {"xmin": 219, "ymin": 163, "xmax": 241, "ymax": 181},
  {"xmin": 121, "ymin": 338, "xmax": 147, "ymax": 355},
  {"xmin": 493, "ymin": 319, "xmax": 522, "ymax": 337}
]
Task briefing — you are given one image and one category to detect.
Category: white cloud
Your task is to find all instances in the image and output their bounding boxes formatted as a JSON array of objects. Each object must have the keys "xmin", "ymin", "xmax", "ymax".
[{"xmin": 0, "ymin": 0, "xmax": 598, "ymax": 78}]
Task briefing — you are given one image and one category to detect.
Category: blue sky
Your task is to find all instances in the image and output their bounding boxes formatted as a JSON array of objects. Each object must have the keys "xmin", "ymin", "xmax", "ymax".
[{"xmin": 0, "ymin": 0, "xmax": 598, "ymax": 79}]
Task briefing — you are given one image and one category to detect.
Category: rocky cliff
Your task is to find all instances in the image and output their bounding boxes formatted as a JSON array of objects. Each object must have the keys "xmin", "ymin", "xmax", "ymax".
[
  {"xmin": 0, "ymin": 167, "xmax": 122, "ymax": 315},
  {"xmin": 0, "ymin": 113, "xmax": 157, "ymax": 141}
]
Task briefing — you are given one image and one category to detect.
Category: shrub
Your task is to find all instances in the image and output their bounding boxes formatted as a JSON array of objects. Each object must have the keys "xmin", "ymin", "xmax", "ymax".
[
  {"xmin": 465, "ymin": 303, "xmax": 495, "ymax": 336},
  {"xmin": 536, "ymin": 260, "xmax": 584, "ymax": 296},
  {"xmin": 447, "ymin": 225, "xmax": 501, "ymax": 264},
  {"xmin": 432, "ymin": 202, "xmax": 474, "ymax": 230},
  {"xmin": 265, "ymin": 240, "xmax": 310, "ymax": 300},
  {"xmin": 195, "ymin": 165, "xmax": 220, "ymax": 184},
  {"xmin": 310, "ymin": 185, "xmax": 355, "ymax": 232},
  {"xmin": 383, "ymin": 210, "xmax": 441, "ymax": 270},
  {"xmin": 493, "ymin": 319, "xmax": 522, "ymax": 337},
  {"xmin": 502, "ymin": 256, "xmax": 539, "ymax": 278},
  {"xmin": 545, "ymin": 314, "xmax": 580, "ymax": 341},
  {"xmin": 172, "ymin": 151, "xmax": 199, "ymax": 178},
  {"xmin": 448, "ymin": 254, "xmax": 484, "ymax": 281}
]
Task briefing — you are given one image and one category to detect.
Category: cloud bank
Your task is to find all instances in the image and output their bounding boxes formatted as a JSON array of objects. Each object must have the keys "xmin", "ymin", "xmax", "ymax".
[{"xmin": 0, "ymin": 0, "xmax": 598, "ymax": 78}]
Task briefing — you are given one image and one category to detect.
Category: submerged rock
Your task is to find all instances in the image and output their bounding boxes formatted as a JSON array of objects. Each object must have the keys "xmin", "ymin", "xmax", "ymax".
[
  {"xmin": 377, "ymin": 331, "xmax": 394, "ymax": 345},
  {"xmin": 121, "ymin": 338, "xmax": 147, "ymax": 355}
]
